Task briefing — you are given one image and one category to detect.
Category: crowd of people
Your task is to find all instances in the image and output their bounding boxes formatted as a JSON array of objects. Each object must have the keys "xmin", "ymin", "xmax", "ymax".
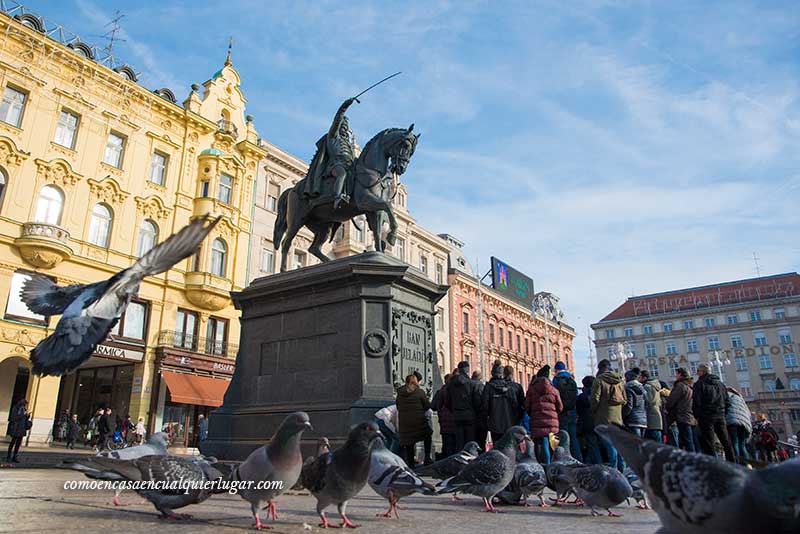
[
  {"xmin": 382, "ymin": 358, "xmax": 799, "ymax": 468},
  {"xmin": 52, "ymin": 408, "xmax": 146, "ymax": 451}
]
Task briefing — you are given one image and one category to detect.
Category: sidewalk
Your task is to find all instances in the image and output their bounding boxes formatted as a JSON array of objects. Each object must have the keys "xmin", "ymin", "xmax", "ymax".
[{"xmin": 0, "ymin": 440, "xmax": 200, "ymax": 469}]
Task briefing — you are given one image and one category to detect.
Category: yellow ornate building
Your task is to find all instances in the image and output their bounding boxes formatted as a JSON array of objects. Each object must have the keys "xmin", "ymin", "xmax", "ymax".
[{"xmin": 0, "ymin": 8, "xmax": 265, "ymax": 447}]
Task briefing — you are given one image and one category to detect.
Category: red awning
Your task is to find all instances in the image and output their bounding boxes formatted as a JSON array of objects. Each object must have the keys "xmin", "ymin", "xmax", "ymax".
[{"xmin": 161, "ymin": 370, "xmax": 230, "ymax": 407}]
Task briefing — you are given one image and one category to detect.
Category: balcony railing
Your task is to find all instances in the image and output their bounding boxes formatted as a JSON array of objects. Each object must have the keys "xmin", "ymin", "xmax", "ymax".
[
  {"xmin": 156, "ymin": 330, "xmax": 238, "ymax": 359},
  {"xmin": 216, "ymin": 119, "xmax": 238, "ymax": 138},
  {"xmin": 20, "ymin": 222, "xmax": 70, "ymax": 243},
  {"xmin": 757, "ymin": 390, "xmax": 800, "ymax": 401}
]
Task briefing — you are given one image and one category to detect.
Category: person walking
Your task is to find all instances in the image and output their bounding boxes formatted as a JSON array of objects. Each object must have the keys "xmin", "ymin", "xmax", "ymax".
[
  {"xmin": 98, "ymin": 407, "xmax": 113, "ymax": 451},
  {"xmin": 552, "ymin": 361, "xmax": 582, "ymax": 462},
  {"xmin": 524, "ymin": 365, "xmax": 562, "ymax": 464},
  {"xmin": 196, "ymin": 414, "xmax": 208, "ymax": 445},
  {"xmin": 665, "ymin": 368, "xmax": 697, "ymax": 452},
  {"xmin": 396, "ymin": 372, "xmax": 433, "ymax": 466},
  {"xmin": 754, "ymin": 414, "xmax": 779, "ymax": 462},
  {"xmin": 445, "ymin": 361, "xmax": 481, "ymax": 452},
  {"xmin": 623, "ymin": 368, "xmax": 648, "ymax": 437},
  {"xmin": 431, "ymin": 374, "xmax": 455, "ymax": 458},
  {"xmin": 692, "ymin": 363, "xmax": 735, "ymax": 462},
  {"xmin": 640, "ymin": 370, "xmax": 664, "ymax": 442},
  {"xmin": 576, "ymin": 375, "xmax": 602, "ymax": 464},
  {"xmin": 66, "ymin": 414, "xmax": 81, "ymax": 449},
  {"xmin": 481, "ymin": 361, "xmax": 522, "ymax": 444},
  {"xmin": 134, "ymin": 417, "xmax": 146, "ymax": 445},
  {"xmin": 725, "ymin": 387, "xmax": 752, "ymax": 461},
  {"xmin": 6, "ymin": 398, "xmax": 29, "ymax": 463},
  {"xmin": 589, "ymin": 359, "xmax": 627, "ymax": 471}
]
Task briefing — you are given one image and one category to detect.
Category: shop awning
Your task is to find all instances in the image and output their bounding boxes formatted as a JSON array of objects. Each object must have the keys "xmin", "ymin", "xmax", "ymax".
[{"xmin": 161, "ymin": 370, "xmax": 230, "ymax": 407}]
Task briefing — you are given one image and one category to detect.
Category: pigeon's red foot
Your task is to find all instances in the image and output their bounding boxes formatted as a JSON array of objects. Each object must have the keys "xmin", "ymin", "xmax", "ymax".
[
  {"xmin": 636, "ymin": 502, "xmax": 649, "ymax": 510},
  {"xmin": 606, "ymin": 509, "xmax": 622, "ymax": 517},
  {"xmin": 375, "ymin": 509, "xmax": 393, "ymax": 518},
  {"xmin": 252, "ymin": 518, "xmax": 271, "ymax": 530},
  {"xmin": 266, "ymin": 501, "xmax": 278, "ymax": 521},
  {"xmin": 340, "ymin": 515, "xmax": 359, "ymax": 528},
  {"xmin": 319, "ymin": 516, "xmax": 341, "ymax": 529},
  {"xmin": 483, "ymin": 499, "xmax": 505, "ymax": 513},
  {"xmin": 112, "ymin": 494, "xmax": 125, "ymax": 507},
  {"xmin": 160, "ymin": 512, "xmax": 192, "ymax": 520}
]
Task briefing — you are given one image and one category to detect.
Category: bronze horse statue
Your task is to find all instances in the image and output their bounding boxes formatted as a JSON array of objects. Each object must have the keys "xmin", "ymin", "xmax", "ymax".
[{"xmin": 273, "ymin": 125, "xmax": 419, "ymax": 272}]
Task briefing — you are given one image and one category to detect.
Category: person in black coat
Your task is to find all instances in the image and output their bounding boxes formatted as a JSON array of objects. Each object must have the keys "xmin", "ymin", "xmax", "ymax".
[
  {"xmin": 66, "ymin": 414, "xmax": 81, "ymax": 449},
  {"xmin": 481, "ymin": 361, "xmax": 524, "ymax": 443},
  {"xmin": 692, "ymin": 363, "xmax": 735, "ymax": 462},
  {"xmin": 98, "ymin": 408, "xmax": 113, "ymax": 451},
  {"xmin": 576, "ymin": 375, "xmax": 602, "ymax": 464},
  {"xmin": 444, "ymin": 361, "xmax": 482, "ymax": 452},
  {"xmin": 6, "ymin": 398, "xmax": 29, "ymax": 462}
]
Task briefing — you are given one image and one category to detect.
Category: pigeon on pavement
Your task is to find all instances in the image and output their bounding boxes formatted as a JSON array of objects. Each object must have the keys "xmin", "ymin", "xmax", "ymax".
[
  {"xmin": 436, "ymin": 426, "xmax": 527, "ymax": 513},
  {"xmin": 64, "ymin": 454, "xmax": 227, "ymax": 519},
  {"xmin": 414, "ymin": 441, "xmax": 481, "ymax": 480},
  {"xmin": 623, "ymin": 466, "xmax": 648, "ymax": 509},
  {"xmin": 95, "ymin": 432, "xmax": 169, "ymax": 506},
  {"xmin": 22, "ymin": 216, "xmax": 221, "ymax": 376},
  {"xmin": 496, "ymin": 437, "xmax": 548, "ymax": 507},
  {"xmin": 565, "ymin": 463, "xmax": 632, "ymax": 517},
  {"xmin": 301, "ymin": 422, "xmax": 384, "ymax": 528},
  {"xmin": 292, "ymin": 437, "xmax": 330, "ymax": 491},
  {"xmin": 232, "ymin": 412, "xmax": 312, "ymax": 529},
  {"xmin": 597, "ymin": 424, "xmax": 800, "ymax": 534},
  {"xmin": 545, "ymin": 430, "xmax": 583, "ymax": 504},
  {"xmin": 369, "ymin": 437, "xmax": 436, "ymax": 518}
]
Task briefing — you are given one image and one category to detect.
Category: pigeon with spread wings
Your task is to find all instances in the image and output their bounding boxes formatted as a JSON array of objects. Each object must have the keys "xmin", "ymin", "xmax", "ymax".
[{"xmin": 22, "ymin": 216, "xmax": 221, "ymax": 376}]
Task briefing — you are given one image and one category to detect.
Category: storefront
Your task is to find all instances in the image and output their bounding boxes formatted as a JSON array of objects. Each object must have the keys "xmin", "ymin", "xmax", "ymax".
[{"xmin": 151, "ymin": 351, "xmax": 234, "ymax": 448}]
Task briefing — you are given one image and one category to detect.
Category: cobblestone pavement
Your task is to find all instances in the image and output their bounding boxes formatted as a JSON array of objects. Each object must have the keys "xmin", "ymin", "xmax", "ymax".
[{"xmin": 0, "ymin": 468, "xmax": 662, "ymax": 533}]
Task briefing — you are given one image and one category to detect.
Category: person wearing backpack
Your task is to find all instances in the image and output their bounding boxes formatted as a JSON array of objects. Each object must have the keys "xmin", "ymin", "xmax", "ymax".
[
  {"xmin": 481, "ymin": 361, "xmax": 522, "ymax": 444},
  {"xmin": 590, "ymin": 359, "xmax": 627, "ymax": 471},
  {"xmin": 640, "ymin": 370, "xmax": 664, "ymax": 442},
  {"xmin": 623, "ymin": 368, "xmax": 648, "ymax": 437},
  {"xmin": 552, "ymin": 361, "xmax": 583, "ymax": 461}
]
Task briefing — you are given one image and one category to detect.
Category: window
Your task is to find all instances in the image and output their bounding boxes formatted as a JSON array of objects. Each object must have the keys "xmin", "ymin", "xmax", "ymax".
[
  {"xmin": 753, "ymin": 332, "xmax": 768, "ymax": 346},
  {"xmin": 5, "ymin": 271, "xmax": 45, "ymax": 323},
  {"xmin": 436, "ymin": 307, "xmax": 444, "ymax": 330},
  {"xmin": 730, "ymin": 335, "xmax": 744, "ymax": 348},
  {"xmin": 53, "ymin": 110, "xmax": 79, "ymax": 148},
  {"xmin": 191, "ymin": 250, "xmax": 201, "ymax": 272},
  {"xmin": 704, "ymin": 317, "xmax": 716, "ymax": 328},
  {"xmin": 0, "ymin": 168, "xmax": 7, "ymax": 211},
  {"xmin": 708, "ymin": 337, "xmax": 720, "ymax": 350},
  {"xmin": 489, "ymin": 324, "xmax": 495, "ymax": 344},
  {"xmin": 735, "ymin": 356, "xmax": 747, "ymax": 371},
  {"xmin": 136, "ymin": 220, "xmax": 158, "ymax": 257},
  {"xmin": 740, "ymin": 381, "xmax": 752, "ymax": 398},
  {"xmin": 690, "ymin": 360, "xmax": 699, "ymax": 375},
  {"xmin": 516, "ymin": 335, "xmax": 521, "ymax": 352},
  {"xmin": 662, "ymin": 323, "xmax": 673, "ymax": 333},
  {"xmin": 175, "ymin": 309, "xmax": 198, "ymax": 350},
  {"xmin": 665, "ymin": 341, "xmax": 677, "ymax": 355},
  {"xmin": 0, "ymin": 86, "xmax": 26, "ymax": 127},
  {"xmin": 149, "ymin": 152, "xmax": 168, "ymax": 186},
  {"xmin": 669, "ymin": 360, "xmax": 679, "ymax": 376},
  {"xmin": 508, "ymin": 330, "xmax": 513, "ymax": 348},
  {"xmin": 779, "ymin": 329, "xmax": 793, "ymax": 344},
  {"xmin": 727, "ymin": 314, "xmax": 738, "ymax": 325},
  {"xmin": 623, "ymin": 328, "xmax": 633, "ymax": 337},
  {"xmin": 758, "ymin": 355, "xmax": 772, "ymax": 370},
  {"xmin": 607, "ymin": 347, "xmax": 615, "ymax": 358},
  {"xmin": 462, "ymin": 311, "xmax": 469, "ymax": 334},
  {"xmin": 201, "ymin": 181, "xmax": 210, "ymax": 198},
  {"xmin": 524, "ymin": 338, "xmax": 529, "ymax": 355},
  {"xmin": 354, "ymin": 220, "xmax": 365, "ymax": 243},
  {"xmin": 205, "ymin": 317, "xmax": 228, "ymax": 355},
  {"xmin": 683, "ymin": 320, "xmax": 694, "ymax": 330},
  {"xmin": 645, "ymin": 343, "xmax": 657, "ymax": 357},
  {"xmin": 396, "ymin": 238, "xmax": 406, "ymax": 261},
  {"xmin": 648, "ymin": 362, "xmax": 659, "ymax": 378},
  {"xmin": 763, "ymin": 379, "xmax": 776, "ymax": 392},
  {"xmin": 35, "ymin": 185, "xmax": 64, "ymax": 225},
  {"xmin": 605, "ymin": 329, "xmax": 615, "ymax": 339},
  {"xmin": 103, "ymin": 132, "xmax": 125, "ymax": 168},
  {"xmin": 217, "ymin": 173, "xmax": 233, "ymax": 203},
  {"xmin": 267, "ymin": 182, "xmax": 280, "ymax": 211},
  {"xmin": 119, "ymin": 301, "xmax": 146, "ymax": 340},
  {"xmin": 773, "ymin": 308, "xmax": 786, "ymax": 320},
  {"xmin": 749, "ymin": 310, "xmax": 762, "ymax": 322},
  {"xmin": 420, "ymin": 255, "xmax": 428, "ymax": 275},
  {"xmin": 292, "ymin": 251, "xmax": 305, "ymax": 270},
  {"xmin": 687, "ymin": 340, "xmax": 698, "ymax": 353},
  {"xmin": 643, "ymin": 325, "xmax": 653, "ymax": 335},
  {"xmin": 88, "ymin": 203, "xmax": 112, "ymax": 247},
  {"xmin": 210, "ymin": 238, "xmax": 227, "ymax": 277},
  {"xmin": 790, "ymin": 378, "xmax": 800, "ymax": 391},
  {"xmin": 785, "ymin": 353, "xmax": 798, "ymax": 368},
  {"xmin": 260, "ymin": 248, "xmax": 274, "ymax": 273},
  {"xmin": 435, "ymin": 263, "xmax": 443, "ymax": 284}
]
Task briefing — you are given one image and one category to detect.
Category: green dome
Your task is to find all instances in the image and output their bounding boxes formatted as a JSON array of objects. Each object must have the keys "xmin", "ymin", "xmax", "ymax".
[{"xmin": 200, "ymin": 148, "xmax": 224, "ymax": 156}]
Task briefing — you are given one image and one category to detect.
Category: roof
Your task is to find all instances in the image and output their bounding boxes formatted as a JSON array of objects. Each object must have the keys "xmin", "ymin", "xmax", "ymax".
[
  {"xmin": 200, "ymin": 148, "xmax": 224, "ymax": 156},
  {"xmin": 598, "ymin": 272, "xmax": 800, "ymax": 323}
]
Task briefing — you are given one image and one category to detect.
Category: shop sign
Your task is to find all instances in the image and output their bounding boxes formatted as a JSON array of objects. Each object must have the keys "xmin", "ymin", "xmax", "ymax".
[
  {"xmin": 94, "ymin": 343, "xmax": 144, "ymax": 362},
  {"xmin": 161, "ymin": 353, "xmax": 235, "ymax": 376}
]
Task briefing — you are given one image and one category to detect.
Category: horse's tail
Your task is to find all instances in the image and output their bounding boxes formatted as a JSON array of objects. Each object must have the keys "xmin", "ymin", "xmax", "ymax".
[{"xmin": 273, "ymin": 189, "xmax": 291, "ymax": 249}]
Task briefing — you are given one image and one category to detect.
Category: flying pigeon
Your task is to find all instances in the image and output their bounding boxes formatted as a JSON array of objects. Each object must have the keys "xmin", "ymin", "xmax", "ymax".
[
  {"xmin": 623, "ymin": 466, "xmax": 648, "ymax": 509},
  {"xmin": 414, "ymin": 441, "xmax": 481, "ymax": 480},
  {"xmin": 496, "ymin": 437, "xmax": 548, "ymax": 507},
  {"xmin": 64, "ymin": 454, "xmax": 227, "ymax": 519},
  {"xmin": 301, "ymin": 422, "xmax": 383, "ymax": 528},
  {"xmin": 97, "ymin": 432, "xmax": 169, "ymax": 506},
  {"xmin": 231, "ymin": 412, "xmax": 312, "ymax": 530},
  {"xmin": 565, "ymin": 463, "xmax": 632, "ymax": 517},
  {"xmin": 292, "ymin": 437, "xmax": 330, "ymax": 491},
  {"xmin": 545, "ymin": 430, "xmax": 583, "ymax": 504},
  {"xmin": 597, "ymin": 424, "xmax": 800, "ymax": 534},
  {"xmin": 22, "ymin": 216, "xmax": 222, "ymax": 376},
  {"xmin": 436, "ymin": 426, "xmax": 527, "ymax": 513},
  {"xmin": 369, "ymin": 437, "xmax": 436, "ymax": 518}
]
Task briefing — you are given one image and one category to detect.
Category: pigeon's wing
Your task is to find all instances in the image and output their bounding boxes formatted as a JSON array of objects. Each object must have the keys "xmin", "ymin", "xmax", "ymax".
[
  {"xmin": 449, "ymin": 451, "xmax": 507, "ymax": 487},
  {"xmin": 134, "ymin": 456, "xmax": 206, "ymax": 495},
  {"xmin": 301, "ymin": 451, "xmax": 332, "ymax": 494},
  {"xmin": 236, "ymin": 446, "xmax": 273, "ymax": 482},
  {"xmin": 375, "ymin": 465, "xmax": 436, "ymax": 495},
  {"xmin": 65, "ymin": 456, "xmax": 145, "ymax": 482},
  {"xmin": 570, "ymin": 465, "xmax": 611, "ymax": 494},
  {"xmin": 29, "ymin": 313, "xmax": 118, "ymax": 376},
  {"xmin": 19, "ymin": 274, "xmax": 94, "ymax": 316}
]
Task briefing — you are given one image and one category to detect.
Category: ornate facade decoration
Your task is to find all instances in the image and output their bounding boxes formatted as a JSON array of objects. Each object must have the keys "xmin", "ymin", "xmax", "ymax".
[
  {"xmin": 0, "ymin": 136, "xmax": 29, "ymax": 167},
  {"xmin": 88, "ymin": 176, "xmax": 129, "ymax": 205},
  {"xmin": 134, "ymin": 195, "xmax": 172, "ymax": 221},
  {"xmin": 34, "ymin": 158, "xmax": 82, "ymax": 188}
]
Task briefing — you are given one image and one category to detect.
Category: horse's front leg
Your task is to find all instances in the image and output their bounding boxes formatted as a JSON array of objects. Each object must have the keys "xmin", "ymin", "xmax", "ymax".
[
  {"xmin": 366, "ymin": 212, "xmax": 383, "ymax": 252},
  {"xmin": 383, "ymin": 205, "xmax": 399, "ymax": 246}
]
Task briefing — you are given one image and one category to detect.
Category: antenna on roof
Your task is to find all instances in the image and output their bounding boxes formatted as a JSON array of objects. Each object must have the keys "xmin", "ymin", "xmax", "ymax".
[
  {"xmin": 752, "ymin": 251, "xmax": 761, "ymax": 277},
  {"xmin": 97, "ymin": 10, "xmax": 126, "ymax": 63}
]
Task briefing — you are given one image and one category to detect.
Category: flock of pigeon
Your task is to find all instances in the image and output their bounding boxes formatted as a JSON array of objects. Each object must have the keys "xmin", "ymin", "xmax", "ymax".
[{"xmin": 63, "ymin": 412, "xmax": 800, "ymax": 533}]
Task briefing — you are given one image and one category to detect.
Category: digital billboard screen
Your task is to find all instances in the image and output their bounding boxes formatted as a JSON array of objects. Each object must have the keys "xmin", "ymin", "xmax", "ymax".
[{"xmin": 490, "ymin": 257, "xmax": 534, "ymax": 309}]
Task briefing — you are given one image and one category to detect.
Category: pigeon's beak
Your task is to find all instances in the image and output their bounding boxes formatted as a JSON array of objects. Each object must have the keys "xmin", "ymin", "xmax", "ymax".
[
  {"xmin": 376, "ymin": 430, "xmax": 385, "ymax": 439},
  {"xmin": 304, "ymin": 421, "xmax": 313, "ymax": 431}
]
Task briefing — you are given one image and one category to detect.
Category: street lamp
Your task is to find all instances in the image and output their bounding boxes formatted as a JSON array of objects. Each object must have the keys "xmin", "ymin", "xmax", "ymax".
[
  {"xmin": 532, "ymin": 291, "xmax": 565, "ymax": 367},
  {"xmin": 710, "ymin": 350, "xmax": 731, "ymax": 377},
  {"xmin": 609, "ymin": 341, "xmax": 637, "ymax": 372}
]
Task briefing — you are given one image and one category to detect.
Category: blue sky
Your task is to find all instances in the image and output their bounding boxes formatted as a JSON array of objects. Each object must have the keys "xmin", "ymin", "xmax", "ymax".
[{"xmin": 25, "ymin": 0, "xmax": 800, "ymax": 375}]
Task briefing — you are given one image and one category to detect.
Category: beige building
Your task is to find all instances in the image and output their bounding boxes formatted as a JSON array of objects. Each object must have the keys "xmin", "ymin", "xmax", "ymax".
[
  {"xmin": 592, "ymin": 272, "xmax": 800, "ymax": 438},
  {"xmin": 0, "ymin": 6, "xmax": 266, "ymax": 447}
]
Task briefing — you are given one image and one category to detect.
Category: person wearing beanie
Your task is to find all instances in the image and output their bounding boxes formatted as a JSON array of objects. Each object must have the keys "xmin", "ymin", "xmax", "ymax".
[
  {"xmin": 444, "ymin": 361, "xmax": 482, "ymax": 451},
  {"xmin": 480, "ymin": 360, "xmax": 523, "ymax": 444},
  {"xmin": 552, "ymin": 361, "xmax": 582, "ymax": 462},
  {"xmin": 623, "ymin": 367, "xmax": 648, "ymax": 437},
  {"xmin": 524, "ymin": 365, "xmax": 562, "ymax": 464}
]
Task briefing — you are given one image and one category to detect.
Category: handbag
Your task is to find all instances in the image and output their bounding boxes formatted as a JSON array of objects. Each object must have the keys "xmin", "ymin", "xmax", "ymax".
[{"xmin": 25, "ymin": 417, "xmax": 32, "ymax": 430}]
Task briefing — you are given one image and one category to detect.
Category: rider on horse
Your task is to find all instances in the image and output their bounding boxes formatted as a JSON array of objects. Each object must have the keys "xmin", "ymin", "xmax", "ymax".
[{"xmin": 303, "ymin": 97, "xmax": 357, "ymax": 210}]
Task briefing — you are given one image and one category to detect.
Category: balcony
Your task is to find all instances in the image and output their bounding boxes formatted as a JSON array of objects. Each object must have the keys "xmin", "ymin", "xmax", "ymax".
[
  {"xmin": 184, "ymin": 271, "xmax": 232, "ymax": 311},
  {"xmin": 757, "ymin": 390, "xmax": 800, "ymax": 401},
  {"xmin": 156, "ymin": 330, "xmax": 238, "ymax": 359},
  {"xmin": 14, "ymin": 222, "xmax": 73, "ymax": 269},
  {"xmin": 216, "ymin": 119, "xmax": 238, "ymax": 139}
]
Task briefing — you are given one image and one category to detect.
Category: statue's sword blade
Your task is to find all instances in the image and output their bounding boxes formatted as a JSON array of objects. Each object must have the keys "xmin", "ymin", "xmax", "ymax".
[{"xmin": 353, "ymin": 71, "xmax": 402, "ymax": 101}]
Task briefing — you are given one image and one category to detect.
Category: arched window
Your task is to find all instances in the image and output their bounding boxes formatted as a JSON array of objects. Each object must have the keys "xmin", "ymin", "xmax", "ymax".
[
  {"xmin": 790, "ymin": 378, "xmax": 800, "ymax": 391},
  {"xmin": 210, "ymin": 238, "xmax": 227, "ymax": 277},
  {"xmin": 88, "ymin": 203, "xmax": 112, "ymax": 247},
  {"xmin": 35, "ymin": 185, "xmax": 64, "ymax": 225},
  {"xmin": 136, "ymin": 219, "xmax": 158, "ymax": 257},
  {"xmin": 0, "ymin": 167, "xmax": 6, "ymax": 211}
]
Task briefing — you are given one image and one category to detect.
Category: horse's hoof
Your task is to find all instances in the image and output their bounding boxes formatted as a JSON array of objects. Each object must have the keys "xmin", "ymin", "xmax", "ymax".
[{"xmin": 387, "ymin": 234, "xmax": 397, "ymax": 246}]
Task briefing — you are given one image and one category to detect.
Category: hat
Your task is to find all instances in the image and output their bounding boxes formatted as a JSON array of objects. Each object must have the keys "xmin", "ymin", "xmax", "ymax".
[
  {"xmin": 412, "ymin": 370, "xmax": 423, "ymax": 382},
  {"xmin": 536, "ymin": 365, "xmax": 551, "ymax": 379},
  {"xmin": 491, "ymin": 362, "xmax": 503, "ymax": 379},
  {"xmin": 554, "ymin": 361, "xmax": 566, "ymax": 371}
]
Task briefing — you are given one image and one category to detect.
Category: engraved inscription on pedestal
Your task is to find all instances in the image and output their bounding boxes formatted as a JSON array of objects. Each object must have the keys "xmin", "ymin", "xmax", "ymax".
[{"xmin": 391, "ymin": 308, "xmax": 434, "ymax": 393}]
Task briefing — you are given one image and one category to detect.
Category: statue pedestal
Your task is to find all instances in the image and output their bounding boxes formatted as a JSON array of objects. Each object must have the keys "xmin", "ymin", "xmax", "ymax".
[{"xmin": 200, "ymin": 252, "xmax": 447, "ymax": 460}]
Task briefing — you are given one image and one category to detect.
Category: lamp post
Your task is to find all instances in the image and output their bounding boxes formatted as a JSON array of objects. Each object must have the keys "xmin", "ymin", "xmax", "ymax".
[
  {"xmin": 609, "ymin": 341, "xmax": 637, "ymax": 373},
  {"xmin": 710, "ymin": 350, "xmax": 731, "ymax": 378},
  {"xmin": 532, "ymin": 291, "xmax": 565, "ymax": 367}
]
